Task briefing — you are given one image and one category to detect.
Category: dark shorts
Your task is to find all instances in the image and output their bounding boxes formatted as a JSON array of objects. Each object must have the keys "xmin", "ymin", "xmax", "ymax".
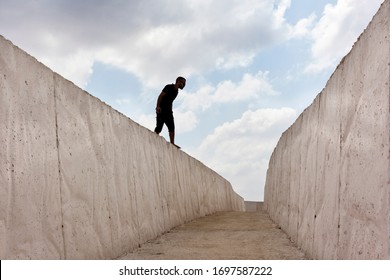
[{"xmin": 154, "ymin": 113, "xmax": 175, "ymax": 133}]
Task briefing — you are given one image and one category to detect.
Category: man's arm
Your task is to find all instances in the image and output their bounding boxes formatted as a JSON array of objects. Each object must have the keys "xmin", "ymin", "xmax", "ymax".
[{"xmin": 156, "ymin": 91, "xmax": 166, "ymax": 113}]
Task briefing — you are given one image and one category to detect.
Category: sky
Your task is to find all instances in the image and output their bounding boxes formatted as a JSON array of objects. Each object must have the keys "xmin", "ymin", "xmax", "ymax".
[{"xmin": 0, "ymin": 0, "xmax": 385, "ymax": 201}]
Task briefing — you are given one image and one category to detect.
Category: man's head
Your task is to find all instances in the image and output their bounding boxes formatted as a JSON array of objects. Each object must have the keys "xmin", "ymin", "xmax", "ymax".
[{"xmin": 176, "ymin": 76, "xmax": 186, "ymax": 90}]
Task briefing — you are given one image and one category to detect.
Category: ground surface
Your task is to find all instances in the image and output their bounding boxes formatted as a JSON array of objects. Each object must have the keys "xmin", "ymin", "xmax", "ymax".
[{"xmin": 118, "ymin": 211, "xmax": 307, "ymax": 260}]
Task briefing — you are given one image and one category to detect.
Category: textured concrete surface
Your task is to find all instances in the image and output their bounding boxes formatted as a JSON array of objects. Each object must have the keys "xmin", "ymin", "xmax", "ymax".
[
  {"xmin": 264, "ymin": 0, "xmax": 390, "ymax": 259},
  {"xmin": 0, "ymin": 35, "xmax": 244, "ymax": 260},
  {"xmin": 245, "ymin": 201, "xmax": 263, "ymax": 212},
  {"xmin": 118, "ymin": 211, "xmax": 307, "ymax": 260}
]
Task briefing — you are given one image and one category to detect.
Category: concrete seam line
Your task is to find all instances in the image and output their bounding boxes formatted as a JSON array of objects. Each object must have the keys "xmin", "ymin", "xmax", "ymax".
[{"xmin": 53, "ymin": 74, "xmax": 67, "ymax": 259}]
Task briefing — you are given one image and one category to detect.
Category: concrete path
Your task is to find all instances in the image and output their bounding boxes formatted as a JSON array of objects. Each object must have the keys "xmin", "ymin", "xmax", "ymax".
[{"xmin": 118, "ymin": 211, "xmax": 307, "ymax": 260}]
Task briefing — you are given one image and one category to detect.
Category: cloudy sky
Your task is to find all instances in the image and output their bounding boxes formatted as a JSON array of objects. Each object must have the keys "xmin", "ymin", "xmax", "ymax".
[{"xmin": 0, "ymin": 0, "xmax": 384, "ymax": 201}]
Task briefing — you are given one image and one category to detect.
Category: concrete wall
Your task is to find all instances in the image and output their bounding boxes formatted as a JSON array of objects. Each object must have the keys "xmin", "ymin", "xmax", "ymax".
[
  {"xmin": 0, "ymin": 35, "xmax": 244, "ymax": 259},
  {"xmin": 264, "ymin": 0, "xmax": 390, "ymax": 259}
]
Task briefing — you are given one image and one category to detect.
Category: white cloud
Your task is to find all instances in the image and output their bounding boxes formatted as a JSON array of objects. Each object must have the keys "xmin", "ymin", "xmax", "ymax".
[
  {"xmin": 0, "ymin": 0, "xmax": 291, "ymax": 89},
  {"xmin": 273, "ymin": 0, "xmax": 291, "ymax": 27},
  {"xmin": 179, "ymin": 85, "xmax": 215, "ymax": 112},
  {"xmin": 174, "ymin": 110, "xmax": 199, "ymax": 134},
  {"xmin": 216, "ymin": 53, "xmax": 256, "ymax": 70},
  {"xmin": 305, "ymin": 0, "xmax": 384, "ymax": 73},
  {"xmin": 191, "ymin": 107, "xmax": 297, "ymax": 201},
  {"xmin": 288, "ymin": 13, "xmax": 317, "ymax": 38},
  {"xmin": 40, "ymin": 49, "xmax": 95, "ymax": 88},
  {"xmin": 1, "ymin": 0, "xmax": 383, "ymax": 88},
  {"xmin": 214, "ymin": 72, "xmax": 279, "ymax": 102},
  {"xmin": 178, "ymin": 71, "xmax": 279, "ymax": 112}
]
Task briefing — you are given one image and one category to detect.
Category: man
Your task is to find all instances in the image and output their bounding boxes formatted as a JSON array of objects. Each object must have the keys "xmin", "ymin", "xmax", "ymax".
[{"xmin": 154, "ymin": 76, "xmax": 186, "ymax": 148}]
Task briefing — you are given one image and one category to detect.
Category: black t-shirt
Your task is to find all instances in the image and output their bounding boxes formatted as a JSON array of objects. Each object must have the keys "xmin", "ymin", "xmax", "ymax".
[{"xmin": 160, "ymin": 84, "xmax": 178, "ymax": 113}]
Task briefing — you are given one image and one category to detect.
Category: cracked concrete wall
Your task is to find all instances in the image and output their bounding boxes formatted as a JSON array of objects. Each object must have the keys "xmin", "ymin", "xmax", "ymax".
[
  {"xmin": 0, "ymin": 35, "xmax": 244, "ymax": 259},
  {"xmin": 264, "ymin": 0, "xmax": 390, "ymax": 259}
]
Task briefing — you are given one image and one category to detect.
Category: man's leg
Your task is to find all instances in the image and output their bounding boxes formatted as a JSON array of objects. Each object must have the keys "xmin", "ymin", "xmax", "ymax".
[
  {"xmin": 169, "ymin": 131, "xmax": 175, "ymax": 144},
  {"xmin": 154, "ymin": 113, "xmax": 164, "ymax": 134},
  {"xmin": 169, "ymin": 131, "xmax": 180, "ymax": 148},
  {"xmin": 166, "ymin": 114, "xmax": 180, "ymax": 148}
]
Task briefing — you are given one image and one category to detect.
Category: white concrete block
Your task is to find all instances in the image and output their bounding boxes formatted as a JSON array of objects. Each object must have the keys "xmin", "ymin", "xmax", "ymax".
[
  {"xmin": 0, "ymin": 36, "xmax": 63, "ymax": 259},
  {"xmin": 0, "ymin": 34, "xmax": 244, "ymax": 259},
  {"xmin": 264, "ymin": 0, "xmax": 390, "ymax": 259},
  {"xmin": 338, "ymin": 10, "xmax": 390, "ymax": 257}
]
